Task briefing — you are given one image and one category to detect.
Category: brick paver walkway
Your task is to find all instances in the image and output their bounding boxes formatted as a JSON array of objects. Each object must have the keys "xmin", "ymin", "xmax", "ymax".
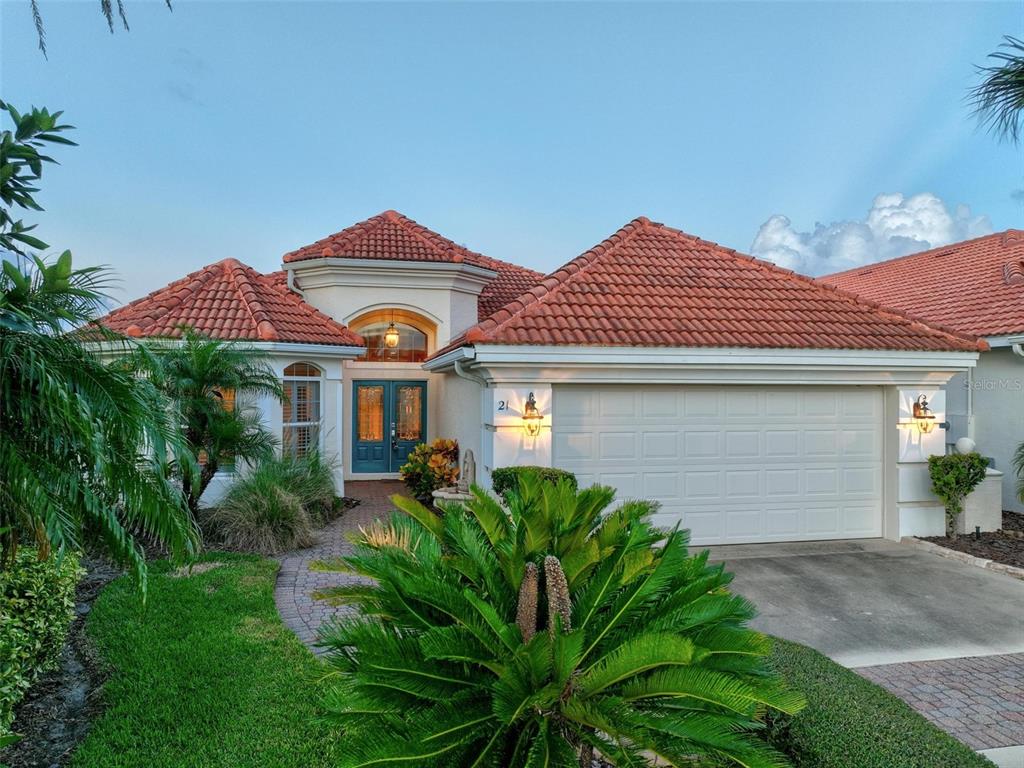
[
  {"xmin": 275, "ymin": 480, "xmax": 404, "ymax": 651},
  {"xmin": 856, "ymin": 654, "xmax": 1024, "ymax": 750}
]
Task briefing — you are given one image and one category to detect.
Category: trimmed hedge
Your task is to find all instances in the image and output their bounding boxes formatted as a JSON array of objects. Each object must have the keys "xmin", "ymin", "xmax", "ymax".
[
  {"xmin": 1, "ymin": 549, "xmax": 82, "ymax": 738},
  {"xmin": 490, "ymin": 466, "xmax": 578, "ymax": 499},
  {"xmin": 766, "ymin": 639, "xmax": 995, "ymax": 768}
]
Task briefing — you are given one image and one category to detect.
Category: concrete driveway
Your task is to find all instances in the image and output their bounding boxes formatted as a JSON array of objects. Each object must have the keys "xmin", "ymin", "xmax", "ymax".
[{"xmin": 706, "ymin": 539, "xmax": 1024, "ymax": 668}]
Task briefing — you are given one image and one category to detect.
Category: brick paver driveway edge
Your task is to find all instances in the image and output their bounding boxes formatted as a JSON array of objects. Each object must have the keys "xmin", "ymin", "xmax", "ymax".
[{"xmin": 856, "ymin": 653, "xmax": 1024, "ymax": 751}]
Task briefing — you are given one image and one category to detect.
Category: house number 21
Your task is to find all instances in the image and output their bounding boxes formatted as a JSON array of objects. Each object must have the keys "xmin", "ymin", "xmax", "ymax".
[{"xmin": 497, "ymin": 400, "xmax": 509, "ymax": 411}]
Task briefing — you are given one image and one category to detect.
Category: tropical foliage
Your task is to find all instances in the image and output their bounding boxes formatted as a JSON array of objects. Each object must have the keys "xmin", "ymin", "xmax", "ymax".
[
  {"xmin": 316, "ymin": 474, "xmax": 804, "ymax": 767},
  {"xmin": 399, "ymin": 438, "xmax": 459, "ymax": 502},
  {"xmin": 128, "ymin": 329, "xmax": 283, "ymax": 515},
  {"xmin": 27, "ymin": 0, "xmax": 173, "ymax": 57},
  {"xmin": 491, "ymin": 465, "xmax": 578, "ymax": 500},
  {"xmin": 1014, "ymin": 441, "xmax": 1024, "ymax": 504},
  {"xmin": 1, "ymin": 101, "xmax": 197, "ymax": 581},
  {"xmin": 928, "ymin": 452, "xmax": 990, "ymax": 538},
  {"xmin": 203, "ymin": 451, "xmax": 341, "ymax": 555},
  {"xmin": 0, "ymin": 100, "xmax": 74, "ymax": 258},
  {"xmin": 1, "ymin": 549, "xmax": 82, "ymax": 741},
  {"xmin": 969, "ymin": 36, "xmax": 1024, "ymax": 144}
]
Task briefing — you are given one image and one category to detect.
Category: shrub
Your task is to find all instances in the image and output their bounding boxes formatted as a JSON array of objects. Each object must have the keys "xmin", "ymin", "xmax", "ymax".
[
  {"xmin": 317, "ymin": 473, "xmax": 803, "ymax": 766},
  {"xmin": 765, "ymin": 639, "xmax": 994, "ymax": 767},
  {"xmin": 204, "ymin": 452, "xmax": 339, "ymax": 555},
  {"xmin": 1, "ymin": 549, "xmax": 82, "ymax": 739},
  {"xmin": 399, "ymin": 438, "xmax": 459, "ymax": 502},
  {"xmin": 491, "ymin": 465, "xmax": 577, "ymax": 499},
  {"xmin": 928, "ymin": 452, "xmax": 990, "ymax": 537},
  {"xmin": 1014, "ymin": 441, "xmax": 1024, "ymax": 504}
]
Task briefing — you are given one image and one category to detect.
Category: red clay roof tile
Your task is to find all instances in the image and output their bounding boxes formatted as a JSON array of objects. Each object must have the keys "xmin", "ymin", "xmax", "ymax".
[
  {"xmin": 282, "ymin": 210, "xmax": 542, "ymax": 321},
  {"xmin": 93, "ymin": 259, "xmax": 363, "ymax": 347},
  {"xmin": 435, "ymin": 217, "xmax": 985, "ymax": 356},
  {"xmin": 822, "ymin": 230, "xmax": 1024, "ymax": 338}
]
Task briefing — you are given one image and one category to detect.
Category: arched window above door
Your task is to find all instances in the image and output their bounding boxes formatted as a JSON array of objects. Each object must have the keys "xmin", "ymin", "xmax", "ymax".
[{"xmin": 349, "ymin": 309, "xmax": 435, "ymax": 363}]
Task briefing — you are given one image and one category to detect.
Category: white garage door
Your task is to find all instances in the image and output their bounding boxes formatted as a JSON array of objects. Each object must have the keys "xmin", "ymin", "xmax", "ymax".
[{"xmin": 552, "ymin": 385, "xmax": 883, "ymax": 546}]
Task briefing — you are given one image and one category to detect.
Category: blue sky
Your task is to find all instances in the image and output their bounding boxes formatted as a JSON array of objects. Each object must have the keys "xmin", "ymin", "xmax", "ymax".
[{"xmin": 2, "ymin": 1, "xmax": 1022, "ymax": 301}]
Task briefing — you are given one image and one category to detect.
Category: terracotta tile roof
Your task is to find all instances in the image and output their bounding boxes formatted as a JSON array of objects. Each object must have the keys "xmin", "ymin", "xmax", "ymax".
[
  {"xmin": 473, "ymin": 255, "xmax": 544, "ymax": 321},
  {"xmin": 282, "ymin": 209, "xmax": 542, "ymax": 321},
  {"xmin": 93, "ymin": 259, "xmax": 364, "ymax": 347},
  {"xmin": 822, "ymin": 230, "xmax": 1024, "ymax": 338},
  {"xmin": 436, "ymin": 217, "xmax": 985, "ymax": 356},
  {"xmin": 284, "ymin": 209, "xmax": 489, "ymax": 266}
]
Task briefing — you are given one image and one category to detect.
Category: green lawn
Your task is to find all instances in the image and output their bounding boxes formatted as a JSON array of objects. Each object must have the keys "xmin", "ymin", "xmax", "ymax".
[
  {"xmin": 766, "ymin": 639, "xmax": 995, "ymax": 768},
  {"xmin": 69, "ymin": 552, "xmax": 995, "ymax": 768},
  {"xmin": 70, "ymin": 553, "xmax": 340, "ymax": 768}
]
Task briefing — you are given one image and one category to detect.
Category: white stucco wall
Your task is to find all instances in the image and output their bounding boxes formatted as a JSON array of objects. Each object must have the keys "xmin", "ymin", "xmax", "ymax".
[
  {"xmin": 289, "ymin": 260, "xmax": 494, "ymax": 347},
  {"xmin": 972, "ymin": 348, "xmax": 1024, "ymax": 513},
  {"xmin": 437, "ymin": 373, "xmax": 484, "ymax": 481},
  {"xmin": 939, "ymin": 348, "xmax": 1023, "ymax": 514}
]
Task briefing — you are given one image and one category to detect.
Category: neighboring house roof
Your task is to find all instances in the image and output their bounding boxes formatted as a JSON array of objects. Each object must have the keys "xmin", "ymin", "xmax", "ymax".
[
  {"xmin": 93, "ymin": 258, "xmax": 364, "ymax": 347},
  {"xmin": 282, "ymin": 209, "xmax": 543, "ymax": 321},
  {"xmin": 821, "ymin": 230, "xmax": 1024, "ymax": 338},
  {"xmin": 436, "ymin": 216, "xmax": 985, "ymax": 356}
]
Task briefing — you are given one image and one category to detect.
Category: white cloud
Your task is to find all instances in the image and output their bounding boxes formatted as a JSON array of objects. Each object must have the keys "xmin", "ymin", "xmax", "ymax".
[{"xmin": 749, "ymin": 193, "xmax": 993, "ymax": 276}]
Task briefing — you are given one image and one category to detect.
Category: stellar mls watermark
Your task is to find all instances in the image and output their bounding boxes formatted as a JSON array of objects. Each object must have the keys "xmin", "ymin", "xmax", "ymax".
[{"xmin": 964, "ymin": 377, "xmax": 1024, "ymax": 391}]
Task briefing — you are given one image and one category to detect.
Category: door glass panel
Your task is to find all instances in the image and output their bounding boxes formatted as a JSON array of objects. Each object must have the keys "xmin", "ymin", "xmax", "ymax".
[
  {"xmin": 395, "ymin": 386, "xmax": 423, "ymax": 441},
  {"xmin": 358, "ymin": 386, "xmax": 384, "ymax": 441}
]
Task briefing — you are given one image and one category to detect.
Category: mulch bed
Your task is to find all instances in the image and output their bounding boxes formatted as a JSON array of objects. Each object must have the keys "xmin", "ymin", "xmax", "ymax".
[
  {"xmin": 923, "ymin": 511, "xmax": 1024, "ymax": 570},
  {"xmin": 1, "ymin": 556, "xmax": 120, "ymax": 768}
]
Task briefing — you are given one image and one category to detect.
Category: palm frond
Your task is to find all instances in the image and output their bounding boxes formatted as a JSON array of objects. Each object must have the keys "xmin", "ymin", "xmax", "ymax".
[{"xmin": 969, "ymin": 35, "xmax": 1024, "ymax": 144}]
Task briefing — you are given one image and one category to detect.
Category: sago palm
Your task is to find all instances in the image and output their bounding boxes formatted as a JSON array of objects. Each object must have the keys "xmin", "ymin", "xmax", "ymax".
[
  {"xmin": 0, "ymin": 252, "xmax": 198, "ymax": 587},
  {"xmin": 127, "ymin": 329, "xmax": 283, "ymax": 515},
  {"xmin": 317, "ymin": 474, "xmax": 804, "ymax": 767}
]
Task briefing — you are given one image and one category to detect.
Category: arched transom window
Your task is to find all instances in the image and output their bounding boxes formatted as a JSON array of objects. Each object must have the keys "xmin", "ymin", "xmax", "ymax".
[
  {"xmin": 350, "ymin": 309, "xmax": 435, "ymax": 363},
  {"xmin": 282, "ymin": 362, "xmax": 321, "ymax": 457}
]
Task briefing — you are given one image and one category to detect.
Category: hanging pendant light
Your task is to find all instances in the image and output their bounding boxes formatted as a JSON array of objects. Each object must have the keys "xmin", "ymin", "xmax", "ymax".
[{"xmin": 383, "ymin": 321, "xmax": 400, "ymax": 349}]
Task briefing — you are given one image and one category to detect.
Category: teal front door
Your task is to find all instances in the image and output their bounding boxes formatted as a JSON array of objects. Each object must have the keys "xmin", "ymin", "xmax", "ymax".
[{"xmin": 352, "ymin": 381, "xmax": 427, "ymax": 473}]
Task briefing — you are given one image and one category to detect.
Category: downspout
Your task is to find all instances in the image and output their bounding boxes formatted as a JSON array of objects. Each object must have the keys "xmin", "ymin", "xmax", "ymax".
[
  {"xmin": 453, "ymin": 357, "xmax": 488, "ymax": 387},
  {"xmin": 286, "ymin": 268, "xmax": 305, "ymax": 298}
]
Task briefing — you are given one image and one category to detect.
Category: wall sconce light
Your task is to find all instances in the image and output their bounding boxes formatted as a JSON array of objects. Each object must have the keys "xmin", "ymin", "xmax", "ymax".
[
  {"xmin": 522, "ymin": 392, "xmax": 543, "ymax": 437},
  {"xmin": 383, "ymin": 321, "xmax": 400, "ymax": 349},
  {"xmin": 912, "ymin": 394, "xmax": 937, "ymax": 434}
]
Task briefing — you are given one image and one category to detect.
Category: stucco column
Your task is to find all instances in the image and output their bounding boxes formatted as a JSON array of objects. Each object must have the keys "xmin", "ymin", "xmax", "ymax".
[{"xmin": 480, "ymin": 384, "xmax": 553, "ymax": 486}]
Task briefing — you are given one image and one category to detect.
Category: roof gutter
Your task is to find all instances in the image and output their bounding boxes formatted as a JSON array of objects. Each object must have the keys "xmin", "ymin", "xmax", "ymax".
[
  {"xmin": 453, "ymin": 358, "xmax": 488, "ymax": 387},
  {"xmin": 421, "ymin": 344, "xmax": 476, "ymax": 373}
]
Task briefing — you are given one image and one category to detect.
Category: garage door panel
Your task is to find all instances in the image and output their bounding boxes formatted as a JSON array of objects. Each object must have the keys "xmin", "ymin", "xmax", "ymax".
[
  {"xmin": 684, "ymin": 431, "xmax": 720, "ymax": 458},
  {"xmin": 642, "ymin": 390, "xmax": 680, "ymax": 418},
  {"xmin": 684, "ymin": 390, "xmax": 720, "ymax": 417},
  {"xmin": 642, "ymin": 432, "xmax": 679, "ymax": 459},
  {"xmin": 725, "ymin": 431, "xmax": 760, "ymax": 458},
  {"xmin": 599, "ymin": 390, "xmax": 637, "ymax": 418},
  {"xmin": 553, "ymin": 385, "xmax": 883, "ymax": 545},
  {"xmin": 765, "ymin": 430, "xmax": 799, "ymax": 457},
  {"xmin": 599, "ymin": 432, "xmax": 636, "ymax": 460}
]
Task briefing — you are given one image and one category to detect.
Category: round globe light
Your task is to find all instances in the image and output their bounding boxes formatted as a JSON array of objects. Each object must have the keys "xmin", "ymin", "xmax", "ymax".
[{"xmin": 955, "ymin": 437, "xmax": 977, "ymax": 454}]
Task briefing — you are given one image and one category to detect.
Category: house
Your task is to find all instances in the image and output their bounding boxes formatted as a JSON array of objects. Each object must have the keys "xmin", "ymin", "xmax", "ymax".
[
  {"xmin": 95, "ymin": 210, "xmax": 986, "ymax": 545},
  {"xmin": 823, "ymin": 231, "xmax": 1024, "ymax": 515}
]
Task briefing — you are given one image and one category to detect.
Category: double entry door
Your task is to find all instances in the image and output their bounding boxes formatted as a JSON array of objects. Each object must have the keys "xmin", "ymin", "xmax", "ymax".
[{"xmin": 352, "ymin": 380, "xmax": 427, "ymax": 473}]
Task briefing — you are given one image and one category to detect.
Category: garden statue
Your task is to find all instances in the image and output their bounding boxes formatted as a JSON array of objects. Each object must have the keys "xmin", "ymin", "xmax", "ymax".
[{"xmin": 458, "ymin": 450, "xmax": 476, "ymax": 493}]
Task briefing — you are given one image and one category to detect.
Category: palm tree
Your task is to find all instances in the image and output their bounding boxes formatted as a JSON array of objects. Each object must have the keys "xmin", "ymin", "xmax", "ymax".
[
  {"xmin": 0, "ymin": 252, "xmax": 199, "ymax": 588},
  {"xmin": 131, "ymin": 330, "xmax": 283, "ymax": 516},
  {"xmin": 27, "ymin": 0, "xmax": 173, "ymax": 57},
  {"xmin": 970, "ymin": 36, "xmax": 1024, "ymax": 144},
  {"xmin": 317, "ymin": 474, "xmax": 804, "ymax": 767}
]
